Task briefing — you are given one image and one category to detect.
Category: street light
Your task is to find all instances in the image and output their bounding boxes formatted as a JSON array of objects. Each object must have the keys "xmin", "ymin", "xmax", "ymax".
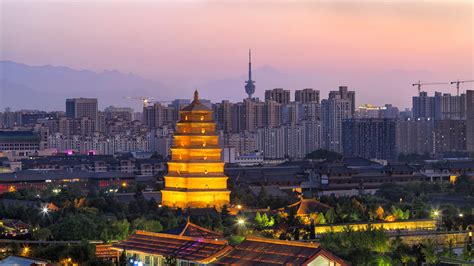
[
  {"xmin": 237, "ymin": 218, "xmax": 245, "ymax": 225},
  {"xmin": 459, "ymin": 213, "xmax": 464, "ymax": 218},
  {"xmin": 40, "ymin": 206, "xmax": 49, "ymax": 215},
  {"xmin": 237, "ymin": 205, "xmax": 242, "ymax": 210}
]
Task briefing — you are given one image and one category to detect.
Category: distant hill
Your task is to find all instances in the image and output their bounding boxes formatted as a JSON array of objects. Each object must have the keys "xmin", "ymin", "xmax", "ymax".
[{"xmin": 0, "ymin": 61, "xmax": 170, "ymax": 111}]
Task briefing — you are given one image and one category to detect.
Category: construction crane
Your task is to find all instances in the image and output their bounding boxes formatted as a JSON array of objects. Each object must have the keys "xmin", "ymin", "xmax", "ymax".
[
  {"xmin": 450, "ymin": 80, "xmax": 474, "ymax": 96},
  {"xmin": 123, "ymin": 96, "xmax": 155, "ymax": 107},
  {"xmin": 412, "ymin": 81, "xmax": 449, "ymax": 95}
]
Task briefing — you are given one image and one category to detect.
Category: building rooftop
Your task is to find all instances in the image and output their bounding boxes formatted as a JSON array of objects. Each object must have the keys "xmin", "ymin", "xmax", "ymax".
[
  {"xmin": 112, "ymin": 230, "xmax": 231, "ymax": 264},
  {"xmin": 215, "ymin": 236, "xmax": 347, "ymax": 266},
  {"xmin": 0, "ymin": 131, "xmax": 40, "ymax": 142},
  {"xmin": 161, "ymin": 219, "xmax": 224, "ymax": 239},
  {"xmin": 0, "ymin": 169, "xmax": 134, "ymax": 182}
]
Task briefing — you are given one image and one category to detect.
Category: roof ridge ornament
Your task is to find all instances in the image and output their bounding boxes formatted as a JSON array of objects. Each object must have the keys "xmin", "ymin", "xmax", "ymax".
[{"xmin": 194, "ymin": 89, "xmax": 200, "ymax": 104}]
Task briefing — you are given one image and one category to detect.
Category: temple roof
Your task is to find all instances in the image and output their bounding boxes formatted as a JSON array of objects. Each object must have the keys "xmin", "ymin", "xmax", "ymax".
[
  {"xmin": 161, "ymin": 219, "xmax": 224, "ymax": 239},
  {"xmin": 215, "ymin": 236, "xmax": 347, "ymax": 265},
  {"xmin": 95, "ymin": 244, "xmax": 119, "ymax": 259},
  {"xmin": 112, "ymin": 230, "xmax": 231, "ymax": 264},
  {"xmin": 181, "ymin": 90, "xmax": 211, "ymax": 112},
  {"xmin": 285, "ymin": 198, "xmax": 331, "ymax": 216}
]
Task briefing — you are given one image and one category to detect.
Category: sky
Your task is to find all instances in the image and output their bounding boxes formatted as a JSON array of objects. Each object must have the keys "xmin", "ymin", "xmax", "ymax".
[{"xmin": 1, "ymin": 0, "xmax": 473, "ymax": 109}]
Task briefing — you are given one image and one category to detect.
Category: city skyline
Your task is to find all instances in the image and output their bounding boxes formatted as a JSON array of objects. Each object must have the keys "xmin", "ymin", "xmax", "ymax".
[{"xmin": 1, "ymin": 1, "xmax": 473, "ymax": 110}]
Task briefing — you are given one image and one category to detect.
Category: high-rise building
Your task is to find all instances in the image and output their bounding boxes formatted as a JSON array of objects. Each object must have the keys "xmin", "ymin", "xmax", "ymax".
[
  {"xmin": 264, "ymin": 100, "xmax": 281, "ymax": 128},
  {"xmin": 413, "ymin": 91, "xmax": 467, "ymax": 120},
  {"xmin": 265, "ymin": 88, "xmax": 290, "ymax": 105},
  {"xmin": 396, "ymin": 118, "xmax": 434, "ymax": 155},
  {"xmin": 467, "ymin": 90, "xmax": 474, "ymax": 152},
  {"xmin": 342, "ymin": 118, "xmax": 397, "ymax": 160},
  {"xmin": 143, "ymin": 103, "xmax": 175, "ymax": 129},
  {"xmin": 161, "ymin": 91, "xmax": 230, "ymax": 209},
  {"xmin": 295, "ymin": 88, "xmax": 320, "ymax": 104},
  {"xmin": 321, "ymin": 88, "xmax": 354, "ymax": 152},
  {"xmin": 213, "ymin": 100, "xmax": 234, "ymax": 133},
  {"xmin": 244, "ymin": 49, "xmax": 256, "ymax": 99},
  {"xmin": 66, "ymin": 98, "xmax": 98, "ymax": 121},
  {"xmin": 434, "ymin": 120, "xmax": 467, "ymax": 155},
  {"xmin": 329, "ymin": 86, "xmax": 356, "ymax": 115}
]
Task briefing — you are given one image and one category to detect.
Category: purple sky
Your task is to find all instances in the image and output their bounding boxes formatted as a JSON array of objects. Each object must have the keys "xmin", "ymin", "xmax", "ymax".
[{"xmin": 1, "ymin": 1, "xmax": 473, "ymax": 109}]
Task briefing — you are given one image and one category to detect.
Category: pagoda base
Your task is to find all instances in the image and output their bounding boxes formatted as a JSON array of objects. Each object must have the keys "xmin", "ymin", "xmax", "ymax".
[{"xmin": 161, "ymin": 189, "xmax": 231, "ymax": 209}]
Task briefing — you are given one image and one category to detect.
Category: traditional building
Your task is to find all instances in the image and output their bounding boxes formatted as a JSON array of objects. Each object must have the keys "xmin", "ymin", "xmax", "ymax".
[
  {"xmin": 161, "ymin": 91, "xmax": 231, "ymax": 209},
  {"xmin": 112, "ymin": 219, "xmax": 348, "ymax": 266}
]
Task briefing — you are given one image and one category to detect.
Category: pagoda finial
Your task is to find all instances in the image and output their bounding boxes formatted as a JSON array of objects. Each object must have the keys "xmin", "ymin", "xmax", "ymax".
[{"xmin": 194, "ymin": 89, "xmax": 200, "ymax": 103}]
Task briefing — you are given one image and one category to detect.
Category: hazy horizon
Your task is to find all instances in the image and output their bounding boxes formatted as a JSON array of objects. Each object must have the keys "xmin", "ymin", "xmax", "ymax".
[{"xmin": 1, "ymin": 1, "xmax": 473, "ymax": 110}]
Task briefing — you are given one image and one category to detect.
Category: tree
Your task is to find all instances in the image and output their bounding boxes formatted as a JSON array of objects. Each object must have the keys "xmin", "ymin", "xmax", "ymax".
[
  {"xmin": 316, "ymin": 213, "xmax": 326, "ymax": 225},
  {"xmin": 325, "ymin": 208, "xmax": 336, "ymax": 224},
  {"xmin": 33, "ymin": 228, "xmax": 52, "ymax": 241},
  {"xmin": 421, "ymin": 240, "xmax": 438, "ymax": 265},
  {"xmin": 132, "ymin": 218, "xmax": 163, "ymax": 232}
]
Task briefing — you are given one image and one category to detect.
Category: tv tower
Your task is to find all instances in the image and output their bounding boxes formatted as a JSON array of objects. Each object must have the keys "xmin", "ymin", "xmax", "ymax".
[{"xmin": 244, "ymin": 49, "xmax": 256, "ymax": 98}]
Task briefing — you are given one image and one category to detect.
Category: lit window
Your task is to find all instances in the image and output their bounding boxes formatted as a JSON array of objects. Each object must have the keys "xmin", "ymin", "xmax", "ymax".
[{"xmin": 185, "ymin": 115, "xmax": 188, "ymax": 121}]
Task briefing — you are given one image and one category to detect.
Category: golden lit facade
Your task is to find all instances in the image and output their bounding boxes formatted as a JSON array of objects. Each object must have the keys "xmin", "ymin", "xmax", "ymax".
[{"xmin": 161, "ymin": 91, "xmax": 230, "ymax": 209}]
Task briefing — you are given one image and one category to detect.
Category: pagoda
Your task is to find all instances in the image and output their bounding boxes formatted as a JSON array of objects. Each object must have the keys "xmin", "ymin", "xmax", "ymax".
[{"xmin": 161, "ymin": 90, "xmax": 230, "ymax": 209}]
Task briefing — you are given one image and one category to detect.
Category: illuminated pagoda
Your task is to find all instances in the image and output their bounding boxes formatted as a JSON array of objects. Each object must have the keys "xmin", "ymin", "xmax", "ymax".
[{"xmin": 161, "ymin": 90, "xmax": 230, "ymax": 209}]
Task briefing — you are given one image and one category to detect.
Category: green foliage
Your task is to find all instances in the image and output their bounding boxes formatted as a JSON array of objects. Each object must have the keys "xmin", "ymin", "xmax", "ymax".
[
  {"xmin": 421, "ymin": 239, "xmax": 438, "ymax": 265},
  {"xmin": 254, "ymin": 212, "xmax": 275, "ymax": 229},
  {"xmin": 325, "ymin": 208, "xmax": 336, "ymax": 224},
  {"xmin": 33, "ymin": 228, "xmax": 52, "ymax": 241},
  {"xmin": 454, "ymin": 175, "xmax": 474, "ymax": 196},
  {"xmin": 229, "ymin": 235, "xmax": 245, "ymax": 246},
  {"xmin": 132, "ymin": 218, "xmax": 163, "ymax": 232},
  {"xmin": 316, "ymin": 212, "xmax": 326, "ymax": 224}
]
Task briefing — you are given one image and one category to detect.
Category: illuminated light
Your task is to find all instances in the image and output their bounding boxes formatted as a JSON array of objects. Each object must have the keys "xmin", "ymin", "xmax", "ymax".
[
  {"xmin": 202, "ymin": 142, "xmax": 207, "ymax": 147},
  {"xmin": 41, "ymin": 206, "xmax": 49, "ymax": 214},
  {"xmin": 8, "ymin": 186, "xmax": 16, "ymax": 192},
  {"xmin": 185, "ymin": 115, "xmax": 188, "ymax": 121},
  {"xmin": 121, "ymin": 182, "xmax": 127, "ymax": 188},
  {"xmin": 176, "ymin": 169, "xmax": 181, "ymax": 174},
  {"xmin": 200, "ymin": 115, "xmax": 204, "ymax": 121},
  {"xmin": 432, "ymin": 210, "xmax": 440, "ymax": 217},
  {"xmin": 237, "ymin": 218, "xmax": 245, "ymax": 225},
  {"xmin": 237, "ymin": 205, "xmax": 242, "ymax": 210},
  {"xmin": 214, "ymin": 238, "xmax": 218, "ymax": 241},
  {"xmin": 21, "ymin": 246, "xmax": 30, "ymax": 256},
  {"xmin": 469, "ymin": 232, "xmax": 472, "ymax": 237},
  {"xmin": 158, "ymin": 204, "xmax": 162, "ymax": 208},
  {"xmin": 179, "ymin": 154, "xmax": 182, "ymax": 160},
  {"xmin": 203, "ymin": 155, "xmax": 207, "ymax": 160},
  {"xmin": 449, "ymin": 175, "xmax": 457, "ymax": 184},
  {"xmin": 204, "ymin": 169, "xmax": 208, "ymax": 175},
  {"xmin": 181, "ymin": 141, "xmax": 185, "ymax": 147},
  {"xmin": 459, "ymin": 213, "xmax": 464, "ymax": 217},
  {"xmin": 201, "ymin": 128, "xmax": 206, "ymax": 134}
]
